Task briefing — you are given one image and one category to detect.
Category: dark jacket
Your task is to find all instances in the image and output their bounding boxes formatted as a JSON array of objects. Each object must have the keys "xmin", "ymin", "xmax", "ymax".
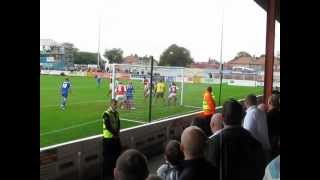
[
  {"xmin": 205, "ymin": 126, "xmax": 265, "ymax": 180},
  {"xmin": 178, "ymin": 158, "xmax": 218, "ymax": 180},
  {"xmin": 267, "ymin": 108, "xmax": 280, "ymax": 158}
]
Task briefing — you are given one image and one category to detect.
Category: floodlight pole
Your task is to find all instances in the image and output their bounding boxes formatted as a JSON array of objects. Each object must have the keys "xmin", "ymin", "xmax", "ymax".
[
  {"xmin": 97, "ymin": 14, "xmax": 102, "ymax": 69},
  {"xmin": 218, "ymin": 8, "xmax": 224, "ymax": 106}
]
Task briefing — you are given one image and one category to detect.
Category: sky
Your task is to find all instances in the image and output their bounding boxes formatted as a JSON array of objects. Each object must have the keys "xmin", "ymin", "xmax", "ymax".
[{"xmin": 40, "ymin": 0, "xmax": 280, "ymax": 62}]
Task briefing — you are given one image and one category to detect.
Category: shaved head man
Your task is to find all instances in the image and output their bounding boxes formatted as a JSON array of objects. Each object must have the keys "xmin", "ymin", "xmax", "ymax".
[
  {"xmin": 181, "ymin": 126, "xmax": 207, "ymax": 159},
  {"xmin": 179, "ymin": 126, "xmax": 218, "ymax": 180}
]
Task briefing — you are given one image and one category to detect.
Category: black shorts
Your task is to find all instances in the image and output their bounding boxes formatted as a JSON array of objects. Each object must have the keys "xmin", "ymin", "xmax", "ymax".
[{"xmin": 156, "ymin": 92, "xmax": 164, "ymax": 98}]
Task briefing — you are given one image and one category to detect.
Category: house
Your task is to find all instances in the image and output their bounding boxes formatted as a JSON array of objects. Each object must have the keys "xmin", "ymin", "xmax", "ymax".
[
  {"xmin": 251, "ymin": 56, "xmax": 280, "ymax": 71},
  {"xmin": 189, "ymin": 58, "xmax": 220, "ymax": 69},
  {"xmin": 122, "ymin": 55, "xmax": 159, "ymax": 66},
  {"xmin": 122, "ymin": 55, "xmax": 139, "ymax": 64},
  {"xmin": 225, "ymin": 55, "xmax": 280, "ymax": 72}
]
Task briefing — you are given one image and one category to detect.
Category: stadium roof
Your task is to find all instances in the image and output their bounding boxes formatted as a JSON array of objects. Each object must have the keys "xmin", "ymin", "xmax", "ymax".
[{"xmin": 254, "ymin": 0, "xmax": 280, "ymax": 22}]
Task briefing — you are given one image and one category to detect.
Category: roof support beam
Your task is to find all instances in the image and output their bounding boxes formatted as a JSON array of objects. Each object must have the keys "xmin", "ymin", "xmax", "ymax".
[{"xmin": 263, "ymin": 0, "xmax": 276, "ymax": 104}]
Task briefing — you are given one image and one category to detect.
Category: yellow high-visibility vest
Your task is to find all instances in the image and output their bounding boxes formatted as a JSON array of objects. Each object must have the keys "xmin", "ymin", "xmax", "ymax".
[
  {"xmin": 102, "ymin": 109, "xmax": 119, "ymax": 139},
  {"xmin": 202, "ymin": 91, "xmax": 216, "ymax": 115}
]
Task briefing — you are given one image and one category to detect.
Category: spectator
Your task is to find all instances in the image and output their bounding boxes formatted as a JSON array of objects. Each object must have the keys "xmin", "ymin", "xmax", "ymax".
[
  {"xmin": 113, "ymin": 149, "xmax": 149, "ymax": 180},
  {"xmin": 179, "ymin": 126, "xmax": 218, "ymax": 180},
  {"xmin": 146, "ymin": 174, "xmax": 162, "ymax": 180},
  {"xmin": 243, "ymin": 94, "xmax": 271, "ymax": 152},
  {"xmin": 205, "ymin": 99, "xmax": 265, "ymax": 180},
  {"xmin": 190, "ymin": 117, "xmax": 211, "ymax": 137},
  {"xmin": 258, "ymin": 103, "xmax": 268, "ymax": 112},
  {"xmin": 209, "ymin": 113, "xmax": 223, "ymax": 138},
  {"xmin": 102, "ymin": 99, "xmax": 122, "ymax": 178},
  {"xmin": 267, "ymin": 94, "xmax": 280, "ymax": 159},
  {"xmin": 195, "ymin": 86, "xmax": 217, "ymax": 137},
  {"xmin": 157, "ymin": 140, "xmax": 184, "ymax": 180},
  {"xmin": 263, "ymin": 155, "xmax": 280, "ymax": 180}
]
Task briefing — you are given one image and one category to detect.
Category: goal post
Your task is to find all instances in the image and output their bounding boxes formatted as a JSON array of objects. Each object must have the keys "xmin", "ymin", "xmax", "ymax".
[
  {"xmin": 111, "ymin": 63, "xmax": 185, "ymax": 106},
  {"xmin": 108, "ymin": 63, "xmax": 230, "ymax": 123}
]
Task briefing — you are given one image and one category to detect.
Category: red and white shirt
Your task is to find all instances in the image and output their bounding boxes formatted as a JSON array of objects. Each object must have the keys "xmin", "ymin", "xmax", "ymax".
[
  {"xmin": 116, "ymin": 85, "xmax": 126, "ymax": 95},
  {"xmin": 169, "ymin": 85, "xmax": 177, "ymax": 94},
  {"xmin": 143, "ymin": 79, "xmax": 149, "ymax": 85}
]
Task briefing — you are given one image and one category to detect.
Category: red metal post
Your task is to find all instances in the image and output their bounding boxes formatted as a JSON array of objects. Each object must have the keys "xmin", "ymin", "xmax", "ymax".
[{"xmin": 263, "ymin": 0, "xmax": 276, "ymax": 104}]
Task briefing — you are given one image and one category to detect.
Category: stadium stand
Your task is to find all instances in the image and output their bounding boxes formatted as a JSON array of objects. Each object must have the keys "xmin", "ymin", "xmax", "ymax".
[
  {"xmin": 40, "ymin": 96, "xmax": 263, "ymax": 180},
  {"xmin": 205, "ymin": 99, "xmax": 266, "ymax": 180}
]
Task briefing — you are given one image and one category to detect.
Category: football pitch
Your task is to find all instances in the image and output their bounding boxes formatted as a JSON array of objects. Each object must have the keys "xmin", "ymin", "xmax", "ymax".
[{"xmin": 40, "ymin": 75, "xmax": 263, "ymax": 148}]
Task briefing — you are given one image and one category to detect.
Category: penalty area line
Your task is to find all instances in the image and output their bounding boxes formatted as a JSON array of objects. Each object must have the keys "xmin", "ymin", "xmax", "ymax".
[
  {"xmin": 41, "ymin": 99, "xmax": 107, "ymax": 108},
  {"xmin": 121, "ymin": 118, "xmax": 147, "ymax": 124},
  {"xmin": 41, "ymin": 118, "xmax": 146, "ymax": 136},
  {"xmin": 40, "ymin": 119, "xmax": 100, "ymax": 136}
]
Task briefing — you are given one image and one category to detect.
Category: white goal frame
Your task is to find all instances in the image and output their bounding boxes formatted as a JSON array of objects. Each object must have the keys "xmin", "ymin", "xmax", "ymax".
[{"xmin": 110, "ymin": 63, "xmax": 185, "ymax": 106}]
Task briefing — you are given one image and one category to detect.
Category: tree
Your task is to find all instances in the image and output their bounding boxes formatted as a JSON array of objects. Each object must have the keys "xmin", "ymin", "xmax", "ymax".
[
  {"xmin": 103, "ymin": 48, "xmax": 123, "ymax": 64},
  {"xmin": 73, "ymin": 51, "xmax": 98, "ymax": 65},
  {"xmin": 159, "ymin": 44, "xmax": 194, "ymax": 67},
  {"xmin": 235, "ymin": 51, "xmax": 252, "ymax": 58}
]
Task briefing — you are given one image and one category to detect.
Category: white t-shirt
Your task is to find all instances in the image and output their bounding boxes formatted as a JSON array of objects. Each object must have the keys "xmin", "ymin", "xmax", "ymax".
[{"xmin": 243, "ymin": 106, "xmax": 271, "ymax": 150}]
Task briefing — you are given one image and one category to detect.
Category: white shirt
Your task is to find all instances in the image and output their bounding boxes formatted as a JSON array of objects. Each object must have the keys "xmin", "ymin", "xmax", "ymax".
[
  {"xmin": 209, "ymin": 129, "xmax": 223, "ymax": 139},
  {"xmin": 243, "ymin": 106, "xmax": 271, "ymax": 150}
]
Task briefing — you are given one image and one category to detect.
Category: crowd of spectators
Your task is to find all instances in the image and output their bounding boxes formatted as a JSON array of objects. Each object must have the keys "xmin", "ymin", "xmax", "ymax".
[{"xmin": 104, "ymin": 90, "xmax": 280, "ymax": 180}]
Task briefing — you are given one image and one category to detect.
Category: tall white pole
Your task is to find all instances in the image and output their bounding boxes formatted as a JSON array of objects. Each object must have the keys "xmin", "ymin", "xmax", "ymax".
[
  {"xmin": 218, "ymin": 2, "xmax": 224, "ymax": 106},
  {"xmin": 219, "ymin": 9, "xmax": 224, "ymax": 72},
  {"xmin": 97, "ymin": 16, "xmax": 101, "ymax": 69}
]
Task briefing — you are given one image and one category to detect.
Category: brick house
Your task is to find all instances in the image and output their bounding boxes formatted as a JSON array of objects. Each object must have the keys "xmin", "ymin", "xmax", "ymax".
[
  {"xmin": 189, "ymin": 58, "xmax": 220, "ymax": 69},
  {"xmin": 225, "ymin": 56, "xmax": 280, "ymax": 72},
  {"xmin": 122, "ymin": 55, "xmax": 159, "ymax": 66}
]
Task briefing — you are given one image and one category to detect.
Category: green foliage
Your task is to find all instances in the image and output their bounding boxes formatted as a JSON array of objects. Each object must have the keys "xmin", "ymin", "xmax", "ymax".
[
  {"xmin": 103, "ymin": 48, "xmax": 123, "ymax": 64},
  {"xmin": 74, "ymin": 51, "xmax": 98, "ymax": 65},
  {"xmin": 159, "ymin": 44, "xmax": 194, "ymax": 67},
  {"xmin": 235, "ymin": 51, "xmax": 252, "ymax": 58}
]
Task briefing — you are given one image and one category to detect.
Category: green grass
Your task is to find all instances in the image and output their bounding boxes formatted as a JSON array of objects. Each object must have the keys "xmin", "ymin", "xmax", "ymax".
[{"xmin": 40, "ymin": 75, "xmax": 262, "ymax": 147}]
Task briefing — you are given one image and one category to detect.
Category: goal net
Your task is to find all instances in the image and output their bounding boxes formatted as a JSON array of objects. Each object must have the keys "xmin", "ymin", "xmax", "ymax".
[{"xmin": 109, "ymin": 63, "xmax": 202, "ymax": 123}]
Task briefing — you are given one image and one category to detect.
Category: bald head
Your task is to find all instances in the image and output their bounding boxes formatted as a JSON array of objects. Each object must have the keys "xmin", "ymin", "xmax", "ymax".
[
  {"xmin": 258, "ymin": 103, "xmax": 268, "ymax": 112},
  {"xmin": 210, "ymin": 113, "xmax": 223, "ymax": 134},
  {"xmin": 181, "ymin": 126, "xmax": 207, "ymax": 159}
]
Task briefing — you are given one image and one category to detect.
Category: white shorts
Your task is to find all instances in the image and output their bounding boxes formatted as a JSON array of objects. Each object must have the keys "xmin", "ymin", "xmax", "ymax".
[
  {"xmin": 116, "ymin": 95, "xmax": 125, "ymax": 102},
  {"xmin": 168, "ymin": 93, "xmax": 177, "ymax": 99}
]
